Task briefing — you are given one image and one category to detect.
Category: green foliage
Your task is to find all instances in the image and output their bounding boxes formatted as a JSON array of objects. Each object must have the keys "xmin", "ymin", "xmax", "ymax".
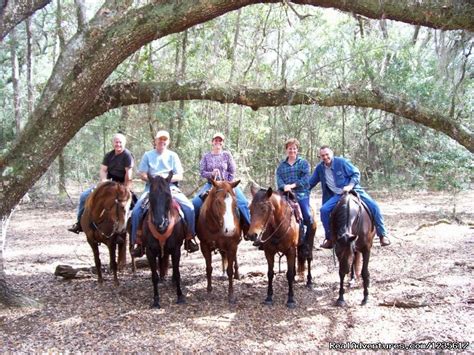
[{"xmin": 1, "ymin": 2, "xmax": 472, "ymax": 196}]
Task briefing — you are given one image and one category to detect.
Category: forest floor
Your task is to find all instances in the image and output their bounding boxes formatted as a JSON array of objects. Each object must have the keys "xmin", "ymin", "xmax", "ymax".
[{"xmin": 1, "ymin": 189, "xmax": 473, "ymax": 352}]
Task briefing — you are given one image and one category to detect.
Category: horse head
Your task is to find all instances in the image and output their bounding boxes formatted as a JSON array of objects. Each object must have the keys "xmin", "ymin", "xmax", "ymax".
[
  {"xmin": 209, "ymin": 178, "xmax": 240, "ymax": 236},
  {"xmin": 333, "ymin": 192, "xmax": 358, "ymax": 274},
  {"xmin": 148, "ymin": 171, "xmax": 173, "ymax": 234},
  {"xmin": 114, "ymin": 183, "xmax": 132, "ymax": 233},
  {"xmin": 247, "ymin": 185, "xmax": 274, "ymax": 244}
]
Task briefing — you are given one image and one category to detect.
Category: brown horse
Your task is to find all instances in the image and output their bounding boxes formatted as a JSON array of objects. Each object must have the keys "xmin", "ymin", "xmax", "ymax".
[
  {"xmin": 332, "ymin": 191, "xmax": 375, "ymax": 306},
  {"xmin": 247, "ymin": 186, "xmax": 309, "ymax": 308},
  {"xmin": 197, "ymin": 178, "xmax": 242, "ymax": 304},
  {"xmin": 81, "ymin": 181, "xmax": 132, "ymax": 285},
  {"xmin": 141, "ymin": 172, "xmax": 187, "ymax": 308}
]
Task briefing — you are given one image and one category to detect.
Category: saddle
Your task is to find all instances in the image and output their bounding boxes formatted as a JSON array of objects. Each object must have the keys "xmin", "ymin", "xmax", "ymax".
[
  {"xmin": 348, "ymin": 190, "xmax": 374, "ymax": 223},
  {"xmin": 281, "ymin": 191, "xmax": 303, "ymax": 223}
]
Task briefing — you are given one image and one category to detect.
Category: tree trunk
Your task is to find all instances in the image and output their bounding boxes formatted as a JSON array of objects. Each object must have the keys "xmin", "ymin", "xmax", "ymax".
[{"xmin": 9, "ymin": 28, "xmax": 21, "ymax": 134}]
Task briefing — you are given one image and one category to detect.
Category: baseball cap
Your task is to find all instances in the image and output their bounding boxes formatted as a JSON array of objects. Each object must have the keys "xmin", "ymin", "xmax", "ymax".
[
  {"xmin": 155, "ymin": 130, "xmax": 170, "ymax": 140},
  {"xmin": 212, "ymin": 132, "xmax": 225, "ymax": 141}
]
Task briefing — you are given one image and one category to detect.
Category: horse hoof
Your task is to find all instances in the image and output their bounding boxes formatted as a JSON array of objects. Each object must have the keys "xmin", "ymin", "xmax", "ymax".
[
  {"xmin": 263, "ymin": 299, "xmax": 273, "ymax": 306},
  {"xmin": 176, "ymin": 297, "xmax": 186, "ymax": 304},
  {"xmin": 361, "ymin": 298, "xmax": 368, "ymax": 306},
  {"xmin": 229, "ymin": 297, "xmax": 237, "ymax": 305},
  {"xmin": 150, "ymin": 303, "xmax": 161, "ymax": 309},
  {"xmin": 287, "ymin": 302, "xmax": 296, "ymax": 309},
  {"xmin": 306, "ymin": 283, "xmax": 313, "ymax": 290},
  {"xmin": 336, "ymin": 300, "xmax": 346, "ymax": 307}
]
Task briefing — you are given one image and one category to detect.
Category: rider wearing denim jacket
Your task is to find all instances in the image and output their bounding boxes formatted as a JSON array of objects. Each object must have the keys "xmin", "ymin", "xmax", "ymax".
[{"xmin": 309, "ymin": 146, "xmax": 391, "ymax": 249}]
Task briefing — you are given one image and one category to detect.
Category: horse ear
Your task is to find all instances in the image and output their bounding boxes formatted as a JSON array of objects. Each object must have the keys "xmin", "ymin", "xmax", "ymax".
[
  {"xmin": 166, "ymin": 171, "xmax": 173, "ymax": 183},
  {"xmin": 266, "ymin": 187, "xmax": 273, "ymax": 199},
  {"xmin": 147, "ymin": 172, "xmax": 153, "ymax": 182},
  {"xmin": 230, "ymin": 180, "xmax": 240, "ymax": 188},
  {"xmin": 210, "ymin": 178, "xmax": 217, "ymax": 187},
  {"xmin": 348, "ymin": 235, "xmax": 357, "ymax": 243},
  {"xmin": 250, "ymin": 183, "xmax": 259, "ymax": 197}
]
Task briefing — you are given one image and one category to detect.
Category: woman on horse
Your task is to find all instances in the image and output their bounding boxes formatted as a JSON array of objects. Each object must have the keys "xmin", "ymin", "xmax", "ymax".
[
  {"xmin": 275, "ymin": 138, "xmax": 313, "ymax": 250},
  {"xmin": 68, "ymin": 133, "xmax": 134, "ymax": 234},
  {"xmin": 192, "ymin": 132, "xmax": 251, "ymax": 229}
]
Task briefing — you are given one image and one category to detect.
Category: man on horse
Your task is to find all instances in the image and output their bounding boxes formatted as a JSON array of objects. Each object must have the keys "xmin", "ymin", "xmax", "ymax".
[
  {"xmin": 130, "ymin": 130, "xmax": 198, "ymax": 257},
  {"xmin": 68, "ymin": 133, "xmax": 134, "ymax": 234},
  {"xmin": 309, "ymin": 146, "xmax": 391, "ymax": 249}
]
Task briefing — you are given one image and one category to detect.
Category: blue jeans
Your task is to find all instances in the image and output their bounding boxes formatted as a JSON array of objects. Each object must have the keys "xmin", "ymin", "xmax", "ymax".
[
  {"xmin": 130, "ymin": 185, "xmax": 195, "ymax": 244},
  {"xmin": 320, "ymin": 191, "xmax": 387, "ymax": 239},
  {"xmin": 192, "ymin": 182, "xmax": 251, "ymax": 225},
  {"xmin": 76, "ymin": 187, "xmax": 95, "ymax": 221}
]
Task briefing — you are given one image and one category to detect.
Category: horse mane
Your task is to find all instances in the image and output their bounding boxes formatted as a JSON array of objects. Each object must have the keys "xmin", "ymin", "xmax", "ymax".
[
  {"xmin": 332, "ymin": 194, "xmax": 350, "ymax": 238},
  {"xmin": 84, "ymin": 181, "xmax": 118, "ymax": 210}
]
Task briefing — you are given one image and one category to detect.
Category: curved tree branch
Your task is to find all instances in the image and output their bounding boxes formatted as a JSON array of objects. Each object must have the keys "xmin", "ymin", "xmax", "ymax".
[
  {"xmin": 87, "ymin": 81, "xmax": 473, "ymax": 152},
  {"xmin": 0, "ymin": 0, "xmax": 52, "ymax": 41}
]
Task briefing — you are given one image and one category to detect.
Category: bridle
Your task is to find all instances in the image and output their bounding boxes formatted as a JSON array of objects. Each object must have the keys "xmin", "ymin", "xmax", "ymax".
[
  {"xmin": 255, "ymin": 197, "xmax": 292, "ymax": 245},
  {"xmin": 92, "ymin": 190, "xmax": 128, "ymax": 239}
]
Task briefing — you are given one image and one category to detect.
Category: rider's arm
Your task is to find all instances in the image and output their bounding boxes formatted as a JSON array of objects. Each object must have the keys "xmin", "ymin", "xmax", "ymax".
[{"xmin": 99, "ymin": 164, "xmax": 108, "ymax": 182}]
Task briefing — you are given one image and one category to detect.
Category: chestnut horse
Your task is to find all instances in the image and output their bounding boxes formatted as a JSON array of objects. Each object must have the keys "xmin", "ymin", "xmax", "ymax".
[
  {"xmin": 141, "ymin": 172, "xmax": 186, "ymax": 308},
  {"xmin": 332, "ymin": 191, "xmax": 375, "ymax": 306},
  {"xmin": 197, "ymin": 178, "xmax": 242, "ymax": 304},
  {"xmin": 81, "ymin": 181, "xmax": 132, "ymax": 285},
  {"xmin": 247, "ymin": 186, "xmax": 313, "ymax": 308}
]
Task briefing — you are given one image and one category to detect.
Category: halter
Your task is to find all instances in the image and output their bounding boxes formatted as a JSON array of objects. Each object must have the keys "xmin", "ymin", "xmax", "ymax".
[
  {"xmin": 91, "ymin": 191, "xmax": 127, "ymax": 240},
  {"xmin": 256, "ymin": 197, "xmax": 292, "ymax": 245}
]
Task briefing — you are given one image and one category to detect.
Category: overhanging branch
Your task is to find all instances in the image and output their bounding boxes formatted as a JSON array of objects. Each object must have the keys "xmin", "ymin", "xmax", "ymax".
[{"xmin": 88, "ymin": 81, "xmax": 473, "ymax": 152}]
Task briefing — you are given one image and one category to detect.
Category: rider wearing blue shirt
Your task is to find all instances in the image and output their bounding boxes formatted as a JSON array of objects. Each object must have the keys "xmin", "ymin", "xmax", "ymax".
[
  {"xmin": 130, "ymin": 130, "xmax": 198, "ymax": 256},
  {"xmin": 309, "ymin": 146, "xmax": 391, "ymax": 249}
]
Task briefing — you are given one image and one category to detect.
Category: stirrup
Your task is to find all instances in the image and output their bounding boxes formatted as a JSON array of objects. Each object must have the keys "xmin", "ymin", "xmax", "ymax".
[
  {"xmin": 67, "ymin": 222, "xmax": 82, "ymax": 234},
  {"xmin": 131, "ymin": 244, "xmax": 144, "ymax": 258},
  {"xmin": 185, "ymin": 239, "xmax": 199, "ymax": 253}
]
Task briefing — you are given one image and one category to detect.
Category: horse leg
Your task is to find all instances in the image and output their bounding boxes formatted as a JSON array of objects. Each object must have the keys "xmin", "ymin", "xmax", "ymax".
[
  {"xmin": 233, "ymin": 253, "xmax": 240, "ymax": 280},
  {"xmin": 220, "ymin": 250, "xmax": 227, "ymax": 279},
  {"xmin": 336, "ymin": 268, "xmax": 346, "ymax": 307},
  {"xmin": 306, "ymin": 258, "xmax": 313, "ymax": 289},
  {"xmin": 88, "ymin": 240, "xmax": 103, "ymax": 284},
  {"xmin": 108, "ymin": 242, "xmax": 119, "ymax": 286},
  {"xmin": 171, "ymin": 248, "xmax": 185, "ymax": 304},
  {"xmin": 117, "ymin": 233, "xmax": 127, "ymax": 272},
  {"xmin": 286, "ymin": 251, "xmax": 297, "ymax": 309},
  {"xmin": 264, "ymin": 252, "xmax": 275, "ymax": 306},
  {"xmin": 226, "ymin": 246, "xmax": 238, "ymax": 304},
  {"xmin": 361, "ymin": 251, "xmax": 371, "ymax": 305},
  {"xmin": 147, "ymin": 251, "xmax": 160, "ymax": 308},
  {"xmin": 201, "ymin": 242, "xmax": 213, "ymax": 293}
]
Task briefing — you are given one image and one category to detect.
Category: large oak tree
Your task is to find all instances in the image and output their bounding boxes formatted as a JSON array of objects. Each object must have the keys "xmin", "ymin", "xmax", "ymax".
[{"xmin": 0, "ymin": 0, "xmax": 473, "ymax": 306}]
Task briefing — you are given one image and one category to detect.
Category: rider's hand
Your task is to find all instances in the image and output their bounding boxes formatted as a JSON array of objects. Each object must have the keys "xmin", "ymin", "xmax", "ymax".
[
  {"xmin": 284, "ymin": 184, "xmax": 295, "ymax": 192},
  {"xmin": 342, "ymin": 184, "xmax": 353, "ymax": 192}
]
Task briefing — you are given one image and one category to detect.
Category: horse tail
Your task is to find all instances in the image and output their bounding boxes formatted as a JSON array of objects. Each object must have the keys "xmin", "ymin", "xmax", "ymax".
[{"xmin": 297, "ymin": 249, "xmax": 306, "ymax": 275}]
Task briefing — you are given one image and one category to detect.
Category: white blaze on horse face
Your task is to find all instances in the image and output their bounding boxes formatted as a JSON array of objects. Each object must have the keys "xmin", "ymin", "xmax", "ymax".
[{"xmin": 222, "ymin": 193, "xmax": 236, "ymax": 236}]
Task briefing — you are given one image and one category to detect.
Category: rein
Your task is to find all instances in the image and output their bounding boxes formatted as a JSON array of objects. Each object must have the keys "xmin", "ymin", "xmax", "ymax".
[
  {"xmin": 91, "ymin": 193, "xmax": 123, "ymax": 239},
  {"xmin": 257, "ymin": 199, "xmax": 292, "ymax": 245}
]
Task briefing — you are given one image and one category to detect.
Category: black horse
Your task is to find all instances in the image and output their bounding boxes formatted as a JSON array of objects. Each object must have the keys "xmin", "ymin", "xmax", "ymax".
[
  {"xmin": 332, "ymin": 191, "xmax": 375, "ymax": 306},
  {"xmin": 141, "ymin": 172, "xmax": 187, "ymax": 308}
]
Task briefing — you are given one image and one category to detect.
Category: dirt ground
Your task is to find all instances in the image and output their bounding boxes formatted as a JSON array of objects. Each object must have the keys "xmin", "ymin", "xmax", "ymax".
[{"xmin": 1, "ymin": 189, "xmax": 473, "ymax": 352}]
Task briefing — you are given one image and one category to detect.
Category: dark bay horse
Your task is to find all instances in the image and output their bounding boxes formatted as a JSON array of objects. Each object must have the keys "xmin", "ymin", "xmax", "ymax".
[
  {"xmin": 141, "ymin": 172, "xmax": 186, "ymax": 308},
  {"xmin": 247, "ymin": 186, "xmax": 312, "ymax": 308},
  {"xmin": 197, "ymin": 178, "xmax": 242, "ymax": 304},
  {"xmin": 81, "ymin": 181, "xmax": 132, "ymax": 285},
  {"xmin": 332, "ymin": 191, "xmax": 375, "ymax": 306}
]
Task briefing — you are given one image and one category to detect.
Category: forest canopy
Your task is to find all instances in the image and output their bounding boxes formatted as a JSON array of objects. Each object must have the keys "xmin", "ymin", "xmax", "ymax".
[{"xmin": 0, "ymin": 0, "xmax": 473, "ymax": 218}]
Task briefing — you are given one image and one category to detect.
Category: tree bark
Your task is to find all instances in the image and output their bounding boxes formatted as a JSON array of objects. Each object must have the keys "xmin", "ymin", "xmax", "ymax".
[
  {"xmin": 87, "ymin": 81, "xmax": 473, "ymax": 152},
  {"xmin": 0, "ymin": 0, "xmax": 52, "ymax": 41}
]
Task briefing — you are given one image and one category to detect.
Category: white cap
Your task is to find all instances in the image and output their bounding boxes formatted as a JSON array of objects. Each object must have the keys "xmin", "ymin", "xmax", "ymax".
[{"xmin": 155, "ymin": 130, "xmax": 170, "ymax": 140}]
